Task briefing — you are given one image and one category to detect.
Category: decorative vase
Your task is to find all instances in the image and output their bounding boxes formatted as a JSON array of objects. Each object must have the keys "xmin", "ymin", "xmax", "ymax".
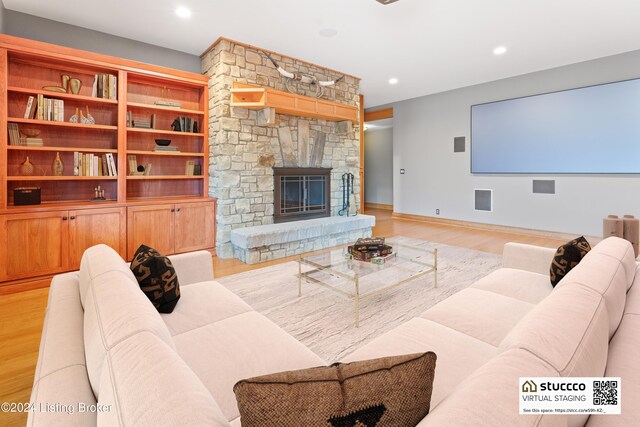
[
  {"xmin": 52, "ymin": 152, "xmax": 64, "ymax": 176},
  {"xmin": 69, "ymin": 78, "xmax": 82, "ymax": 95},
  {"xmin": 18, "ymin": 157, "xmax": 35, "ymax": 176},
  {"xmin": 62, "ymin": 75, "xmax": 70, "ymax": 92}
]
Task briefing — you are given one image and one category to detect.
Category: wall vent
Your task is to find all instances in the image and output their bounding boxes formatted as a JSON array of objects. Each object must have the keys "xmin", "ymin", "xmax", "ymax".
[
  {"xmin": 454, "ymin": 136, "xmax": 466, "ymax": 153},
  {"xmin": 474, "ymin": 189, "xmax": 493, "ymax": 212},
  {"xmin": 533, "ymin": 180, "xmax": 555, "ymax": 194}
]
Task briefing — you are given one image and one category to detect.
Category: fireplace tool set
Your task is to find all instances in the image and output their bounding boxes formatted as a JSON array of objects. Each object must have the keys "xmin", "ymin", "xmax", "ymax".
[{"xmin": 339, "ymin": 172, "xmax": 358, "ymax": 216}]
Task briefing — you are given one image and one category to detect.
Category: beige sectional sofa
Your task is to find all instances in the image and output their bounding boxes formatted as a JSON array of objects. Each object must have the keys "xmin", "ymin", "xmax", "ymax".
[{"xmin": 29, "ymin": 237, "xmax": 639, "ymax": 426}]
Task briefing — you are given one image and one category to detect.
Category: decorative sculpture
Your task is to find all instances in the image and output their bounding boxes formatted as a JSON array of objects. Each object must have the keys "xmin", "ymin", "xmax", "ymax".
[{"xmin": 264, "ymin": 52, "xmax": 344, "ymax": 98}]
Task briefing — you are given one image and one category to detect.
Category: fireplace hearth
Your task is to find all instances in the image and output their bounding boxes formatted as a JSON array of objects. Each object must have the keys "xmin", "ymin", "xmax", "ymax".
[{"xmin": 274, "ymin": 167, "xmax": 331, "ymax": 223}]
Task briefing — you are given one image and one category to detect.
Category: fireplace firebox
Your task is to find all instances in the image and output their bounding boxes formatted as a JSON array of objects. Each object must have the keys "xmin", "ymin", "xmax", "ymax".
[{"xmin": 274, "ymin": 167, "xmax": 331, "ymax": 223}]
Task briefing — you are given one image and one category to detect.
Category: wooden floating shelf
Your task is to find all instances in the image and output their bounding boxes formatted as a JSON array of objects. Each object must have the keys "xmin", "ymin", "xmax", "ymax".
[
  {"xmin": 127, "ymin": 150, "xmax": 205, "ymax": 157},
  {"xmin": 127, "ymin": 102, "xmax": 204, "ymax": 115},
  {"xmin": 230, "ymin": 82, "xmax": 358, "ymax": 123},
  {"xmin": 126, "ymin": 175, "xmax": 205, "ymax": 180},
  {"xmin": 7, "ymin": 175, "xmax": 117, "ymax": 181},
  {"xmin": 8, "ymin": 146, "xmax": 117, "ymax": 153},
  {"xmin": 8, "ymin": 86, "xmax": 118, "ymax": 105},
  {"xmin": 126, "ymin": 127, "xmax": 204, "ymax": 137},
  {"xmin": 8, "ymin": 117, "xmax": 118, "ymax": 131}
]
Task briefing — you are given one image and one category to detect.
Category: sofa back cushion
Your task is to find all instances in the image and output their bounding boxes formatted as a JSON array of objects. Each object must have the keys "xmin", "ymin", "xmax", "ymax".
[
  {"xmin": 79, "ymin": 244, "xmax": 138, "ymax": 309},
  {"xmin": 82, "ymin": 245, "xmax": 176, "ymax": 398},
  {"xmin": 97, "ymin": 332, "xmax": 229, "ymax": 427},
  {"xmin": 499, "ymin": 284, "xmax": 608, "ymax": 378},
  {"xmin": 589, "ymin": 237, "xmax": 636, "ymax": 290},
  {"xmin": 558, "ymin": 251, "xmax": 628, "ymax": 338}
]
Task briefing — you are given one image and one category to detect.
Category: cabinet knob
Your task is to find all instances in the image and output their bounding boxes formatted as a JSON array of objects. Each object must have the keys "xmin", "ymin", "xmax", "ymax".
[
  {"xmin": 176, "ymin": 208, "xmax": 181, "ymax": 212},
  {"xmin": 70, "ymin": 216, "xmax": 76, "ymax": 220},
  {"xmin": 62, "ymin": 216, "xmax": 68, "ymax": 220},
  {"xmin": 171, "ymin": 208, "xmax": 175, "ymax": 212}
]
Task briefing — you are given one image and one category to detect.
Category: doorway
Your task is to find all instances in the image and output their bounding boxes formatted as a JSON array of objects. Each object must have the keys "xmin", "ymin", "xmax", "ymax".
[{"xmin": 363, "ymin": 108, "xmax": 393, "ymax": 211}]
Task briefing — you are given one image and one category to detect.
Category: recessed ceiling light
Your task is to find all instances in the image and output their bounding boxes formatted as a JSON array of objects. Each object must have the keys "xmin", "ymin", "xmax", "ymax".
[
  {"xmin": 319, "ymin": 28, "xmax": 338, "ymax": 38},
  {"xmin": 388, "ymin": 78, "xmax": 399, "ymax": 85},
  {"xmin": 175, "ymin": 6, "xmax": 192, "ymax": 18},
  {"xmin": 493, "ymin": 46, "xmax": 507, "ymax": 55}
]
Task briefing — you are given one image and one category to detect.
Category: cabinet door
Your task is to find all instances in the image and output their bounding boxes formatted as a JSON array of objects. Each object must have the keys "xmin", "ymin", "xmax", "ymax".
[
  {"xmin": 127, "ymin": 205, "xmax": 174, "ymax": 259},
  {"xmin": 174, "ymin": 201, "xmax": 216, "ymax": 254},
  {"xmin": 68, "ymin": 207, "xmax": 127, "ymax": 269},
  {"xmin": 0, "ymin": 212, "xmax": 69, "ymax": 281}
]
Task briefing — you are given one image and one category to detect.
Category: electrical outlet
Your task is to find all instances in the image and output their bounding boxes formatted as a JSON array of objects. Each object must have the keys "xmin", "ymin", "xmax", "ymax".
[
  {"xmin": 400, "ymin": 169, "xmax": 405, "ymax": 174},
  {"xmin": 436, "ymin": 209, "xmax": 440, "ymax": 215}
]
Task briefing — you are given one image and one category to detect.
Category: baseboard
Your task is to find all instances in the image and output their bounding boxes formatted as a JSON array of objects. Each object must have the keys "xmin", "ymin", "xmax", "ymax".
[
  {"xmin": 391, "ymin": 211, "xmax": 601, "ymax": 243},
  {"xmin": 0, "ymin": 277, "xmax": 51, "ymax": 296},
  {"xmin": 365, "ymin": 202, "xmax": 393, "ymax": 211}
]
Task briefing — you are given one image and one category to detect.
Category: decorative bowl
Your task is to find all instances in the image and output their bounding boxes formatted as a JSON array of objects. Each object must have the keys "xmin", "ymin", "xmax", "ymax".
[
  {"xmin": 20, "ymin": 129, "xmax": 41, "ymax": 138},
  {"xmin": 155, "ymin": 139, "xmax": 171, "ymax": 146}
]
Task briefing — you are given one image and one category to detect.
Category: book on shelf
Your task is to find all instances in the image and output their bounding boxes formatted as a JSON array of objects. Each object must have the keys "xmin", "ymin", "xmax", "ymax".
[
  {"xmin": 8, "ymin": 123, "xmax": 21, "ymax": 146},
  {"xmin": 34, "ymin": 94, "xmax": 64, "ymax": 122},
  {"xmin": 185, "ymin": 160, "xmax": 196, "ymax": 176},
  {"xmin": 151, "ymin": 113, "xmax": 157, "ymax": 129},
  {"xmin": 154, "ymin": 146, "xmax": 178, "ymax": 152},
  {"xmin": 155, "ymin": 100, "xmax": 181, "ymax": 108},
  {"xmin": 174, "ymin": 115, "xmax": 198, "ymax": 133},
  {"xmin": 92, "ymin": 73, "xmax": 117, "ymax": 99},
  {"xmin": 74, "ymin": 152, "xmax": 79, "ymax": 176},
  {"xmin": 21, "ymin": 138, "xmax": 44, "ymax": 147},
  {"xmin": 24, "ymin": 96, "xmax": 35, "ymax": 119},
  {"xmin": 106, "ymin": 153, "xmax": 117, "ymax": 176},
  {"xmin": 73, "ymin": 152, "xmax": 115, "ymax": 176}
]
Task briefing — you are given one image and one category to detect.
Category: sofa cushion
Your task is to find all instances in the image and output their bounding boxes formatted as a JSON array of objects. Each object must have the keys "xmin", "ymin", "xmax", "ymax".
[
  {"xmin": 558, "ymin": 251, "xmax": 628, "ymax": 338},
  {"xmin": 97, "ymin": 331, "xmax": 230, "ymax": 427},
  {"xmin": 172, "ymin": 311, "xmax": 325, "ymax": 421},
  {"xmin": 625, "ymin": 271, "xmax": 640, "ymax": 315},
  {"xmin": 234, "ymin": 353, "xmax": 436, "ymax": 427},
  {"xmin": 130, "ymin": 244, "xmax": 181, "ymax": 313},
  {"xmin": 420, "ymin": 287, "xmax": 534, "ymax": 346},
  {"xmin": 84, "ymin": 268, "xmax": 176, "ymax": 398},
  {"xmin": 417, "ymin": 348, "xmax": 566, "ymax": 427},
  {"xmin": 550, "ymin": 236, "xmax": 591, "ymax": 287},
  {"xmin": 161, "ymin": 281, "xmax": 253, "ymax": 336},
  {"xmin": 470, "ymin": 268, "xmax": 552, "ymax": 304},
  {"xmin": 342, "ymin": 317, "xmax": 496, "ymax": 408},
  {"xmin": 499, "ymin": 284, "xmax": 608, "ymax": 380},
  {"xmin": 79, "ymin": 243, "xmax": 137, "ymax": 309},
  {"xmin": 589, "ymin": 237, "xmax": 636, "ymax": 290},
  {"xmin": 586, "ymin": 314, "xmax": 640, "ymax": 427}
]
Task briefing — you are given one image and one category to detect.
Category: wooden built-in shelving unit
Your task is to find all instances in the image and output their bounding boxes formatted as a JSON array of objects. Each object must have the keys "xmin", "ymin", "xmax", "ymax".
[
  {"xmin": 0, "ymin": 34, "xmax": 216, "ymax": 291},
  {"xmin": 230, "ymin": 82, "xmax": 358, "ymax": 122}
]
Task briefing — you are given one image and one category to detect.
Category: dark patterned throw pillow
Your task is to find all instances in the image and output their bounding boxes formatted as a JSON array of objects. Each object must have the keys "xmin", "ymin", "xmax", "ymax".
[
  {"xmin": 550, "ymin": 236, "xmax": 591, "ymax": 287},
  {"xmin": 233, "ymin": 352, "xmax": 437, "ymax": 427},
  {"xmin": 130, "ymin": 244, "xmax": 180, "ymax": 313}
]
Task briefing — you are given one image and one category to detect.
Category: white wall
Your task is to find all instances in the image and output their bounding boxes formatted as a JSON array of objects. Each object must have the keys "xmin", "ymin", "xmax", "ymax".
[
  {"xmin": 2, "ymin": 10, "xmax": 200, "ymax": 72},
  {"xmin": 390, "ymin": 49, "xmax": 640, "ymax": 236},
  {"xmin": 364, "ymin": 127, "xmax": 393, "ymax": 205}
]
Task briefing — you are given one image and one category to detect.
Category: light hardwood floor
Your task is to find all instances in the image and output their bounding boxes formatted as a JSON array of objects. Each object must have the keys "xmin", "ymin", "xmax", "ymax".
[{"xmin": 0, "ymin": 209, "xmax": 568, "ymax": 426}]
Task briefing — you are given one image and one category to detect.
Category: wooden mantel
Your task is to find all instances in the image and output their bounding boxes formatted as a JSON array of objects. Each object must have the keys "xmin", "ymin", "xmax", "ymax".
[{"xmin": 230, "ymin": 82, "xmax": 358, "ymax": 123}]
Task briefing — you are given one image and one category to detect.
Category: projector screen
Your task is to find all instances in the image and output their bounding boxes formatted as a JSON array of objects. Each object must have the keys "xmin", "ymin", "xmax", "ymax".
[{"xmin": 471, "ymin": 78, "xmax": 640, "ymax": 174}]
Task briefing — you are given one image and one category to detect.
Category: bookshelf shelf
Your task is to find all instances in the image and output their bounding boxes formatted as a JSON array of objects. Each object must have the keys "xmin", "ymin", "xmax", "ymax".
[
  {"xmin": 7, "ymin": 176, "xmax": 117, "ymax": 181},
  {"xmin": 1, "ymin": 34, "xmax": 214, "ymax": 289},
  {"xmin": 8, "ymin": 117, "xmax": 118, "ymax": 131},
  {"xmin": 126, "ymin": 127, "xmax": 204, "ymax": 137},
  {"xmin": 126, "ymin": 150, "xmax": 204, "ymax": 157},
  {"xmin": 8, "ymin": 86, "xmax": 118, "ymax": 105},
  {"xmin": 8, "ymin": 146, "xmax": 118, "ymax": 154},
  {"xmin": 127, "ymin": 102, "xmax": 204, "ymax": 115},
  {"xmin": 126, "ymin": 175, "xmax": 205, "ymax": 180}
]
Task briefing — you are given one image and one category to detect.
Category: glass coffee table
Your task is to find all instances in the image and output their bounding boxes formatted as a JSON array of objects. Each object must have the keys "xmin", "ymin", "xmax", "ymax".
[{"xmin": 297, "ymin": 238, "xmax": 438, "ymax": 327}]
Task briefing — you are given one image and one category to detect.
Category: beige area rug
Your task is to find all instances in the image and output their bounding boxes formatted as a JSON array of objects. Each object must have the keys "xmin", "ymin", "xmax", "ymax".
[{"xmin": 217, "ymin": 236, "xmax": 501, "ymax": 362}]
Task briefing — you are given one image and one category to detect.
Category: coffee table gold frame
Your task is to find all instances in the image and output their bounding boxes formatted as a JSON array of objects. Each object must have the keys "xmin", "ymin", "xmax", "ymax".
[{"xmin": 297, "ymin": 242, "xmax": 437, "ymax": 327}]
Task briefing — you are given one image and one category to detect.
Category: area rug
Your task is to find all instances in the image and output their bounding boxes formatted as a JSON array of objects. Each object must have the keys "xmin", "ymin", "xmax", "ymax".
[{"xmin": 217, "ymin": 236, "xmax": 501, "ymax": 362}]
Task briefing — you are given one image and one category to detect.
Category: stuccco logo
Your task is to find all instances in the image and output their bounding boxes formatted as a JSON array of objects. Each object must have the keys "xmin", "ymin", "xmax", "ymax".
[{"xmin": 522, "ymin": 380, "xmax": 537, "ymax": 393}]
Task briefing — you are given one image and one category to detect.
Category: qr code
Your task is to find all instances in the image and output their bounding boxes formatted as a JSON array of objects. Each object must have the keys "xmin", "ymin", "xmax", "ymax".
[{"xmin": 593, "ymin": 380, "xmax": 618, "ymax": 405}]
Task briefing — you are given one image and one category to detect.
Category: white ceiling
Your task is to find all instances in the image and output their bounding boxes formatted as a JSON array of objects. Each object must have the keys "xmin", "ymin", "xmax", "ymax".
[{"xmin": 5, "ymin": 0, "xmax": 640, "ymax": 108}]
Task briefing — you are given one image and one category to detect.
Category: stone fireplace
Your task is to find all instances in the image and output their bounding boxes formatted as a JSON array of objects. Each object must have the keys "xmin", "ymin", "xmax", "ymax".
[{"xmin": 201, "ymin": 39, "xmax": 363, "ymax": 259}]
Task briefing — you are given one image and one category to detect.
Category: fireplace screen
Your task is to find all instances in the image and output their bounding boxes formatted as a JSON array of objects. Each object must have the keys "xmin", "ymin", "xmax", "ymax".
[{"xmin": 274, "ymin": 167, "xmax": 331, "ymax": 223}]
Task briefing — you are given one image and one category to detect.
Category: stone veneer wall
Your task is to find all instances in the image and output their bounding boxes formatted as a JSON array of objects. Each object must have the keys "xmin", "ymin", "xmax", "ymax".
[{"xmin": 202, "ymin": 40, "xmax": 362, "ymax": 258}]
